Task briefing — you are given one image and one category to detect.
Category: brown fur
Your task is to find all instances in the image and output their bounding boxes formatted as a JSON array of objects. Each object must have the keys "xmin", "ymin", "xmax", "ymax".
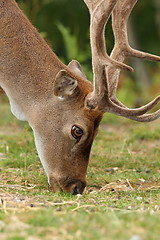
[
  {"xmin": 1, "ymin": 0, "xmax": 159, "ymax": 194},
  {"xmin": 0, "ymin": 0, "xmax": 102, "ymax": 194}
]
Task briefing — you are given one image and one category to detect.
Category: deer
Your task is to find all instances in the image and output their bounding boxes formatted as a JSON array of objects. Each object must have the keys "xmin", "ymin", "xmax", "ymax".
[{"xmin": 0, "ymin": 0, "xmax": 160, "ymax": 195}]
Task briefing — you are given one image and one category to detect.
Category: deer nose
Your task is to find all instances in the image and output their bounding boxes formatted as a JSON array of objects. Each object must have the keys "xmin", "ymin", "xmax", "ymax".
[
  {"xmin": 72, "ymin": 186, "xmax": 80, "ymax": 195},
  {"xmin": 57, "ymin": 177, "xmax": 86, "ymax": 194},
  {"xmin": 70, "ymin": 180, "xmax": 86, "ymax": 195}
]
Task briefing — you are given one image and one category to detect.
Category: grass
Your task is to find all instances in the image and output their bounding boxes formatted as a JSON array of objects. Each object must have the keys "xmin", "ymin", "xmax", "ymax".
[{"xmin": 0, "ymin": 96, "xmax": 160, "ymax": 240}]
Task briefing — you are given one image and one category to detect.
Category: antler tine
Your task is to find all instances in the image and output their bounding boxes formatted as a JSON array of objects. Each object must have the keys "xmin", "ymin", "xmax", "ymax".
[
  {"xmin": 126, "ymin": 110, "xmax": 160, "ymax": 122},
  {"xmin": 102, "ymin": 0, "xmax": 160, "ymax": 121},
  {"xmin": 111, "ymin": 0, "xmax": 160, "ymax": 62},
  {"xmin": 98, "ymin": 69, "xmax": 160, "ymax": 117},
  {"xmin": 107, "ymin": 101, "xmax": 160, "ymax": 122},
  {"xmin": 107, "ymin": 93, "xmax": 160, "ymax": 122},
  {"xmin": 108, "ymin": 0, "xmax": 160, "ymax": 99},
  {"xmin": 85, "ymin": 0, "xmax": 160, "ymax": 120},
  {"xmin": 84, "ymin": 0, "xmax": 134, "ymax": 70}
]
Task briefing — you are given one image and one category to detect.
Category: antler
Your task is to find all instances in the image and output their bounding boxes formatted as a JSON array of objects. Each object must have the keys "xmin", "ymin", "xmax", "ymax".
[{"xmin": 84, "ymin": 0, "xmax": 160, "ymax": 122}]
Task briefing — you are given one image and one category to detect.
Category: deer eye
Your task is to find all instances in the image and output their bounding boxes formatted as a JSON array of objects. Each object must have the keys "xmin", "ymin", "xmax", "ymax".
[{"xmin": 71, "ymin": 125, "xmax": 84, "ymax": 142}]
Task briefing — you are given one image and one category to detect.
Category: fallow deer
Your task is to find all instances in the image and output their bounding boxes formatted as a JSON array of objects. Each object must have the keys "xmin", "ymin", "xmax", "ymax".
[{"xmin": 0, "ymin": 0, "xmax": 159, "ymax": 194}]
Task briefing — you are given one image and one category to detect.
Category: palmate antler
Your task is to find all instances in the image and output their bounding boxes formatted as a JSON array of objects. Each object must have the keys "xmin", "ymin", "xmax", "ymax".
[{"xmin": 84, "ymin": 0, "xmax": 160, "ymax": 122}]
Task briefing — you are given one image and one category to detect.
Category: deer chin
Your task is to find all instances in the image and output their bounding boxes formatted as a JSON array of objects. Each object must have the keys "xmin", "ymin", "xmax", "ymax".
[
  {"xmin": 48, "ymin": 176, "xmax": 86, "ymax": 195},
  {"xmin": 48, "ymin": 176, "xmax": 63, "ymax": 193}
]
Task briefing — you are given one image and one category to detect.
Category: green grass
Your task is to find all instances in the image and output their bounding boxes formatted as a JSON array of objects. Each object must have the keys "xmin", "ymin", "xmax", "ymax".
[{"xmin": 0, "ymin": 98, "xmax": 160, "ymax": 240}]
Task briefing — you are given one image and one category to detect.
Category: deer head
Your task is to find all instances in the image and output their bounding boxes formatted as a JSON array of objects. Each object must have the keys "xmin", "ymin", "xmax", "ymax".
[
  {"xmin": 0, "ymin": 0, "xmax": 159, "ymax": 194},
  {"xmin": 30, "ymin": 62, "xmax": 103, "ymax": 194}
]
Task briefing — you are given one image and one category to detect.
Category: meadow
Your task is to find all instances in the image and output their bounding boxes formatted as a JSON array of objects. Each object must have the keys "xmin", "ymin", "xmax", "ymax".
[
  {"xmin": 0, "ymin": 1, "xmax": 160, "ymax": 239},
  {"xmin": 0, "ymin": 93, "xmax": 160, "ymax": 240}
]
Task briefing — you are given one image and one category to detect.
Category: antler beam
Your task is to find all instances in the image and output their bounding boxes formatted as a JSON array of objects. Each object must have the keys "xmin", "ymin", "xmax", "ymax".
[
  {"xmin": 83, "ymin": 0, "xmax": 133, "ymax": 109},
  {"xmin": 84, "ymin": 0, "xmax": 160, "ymax": 122}
]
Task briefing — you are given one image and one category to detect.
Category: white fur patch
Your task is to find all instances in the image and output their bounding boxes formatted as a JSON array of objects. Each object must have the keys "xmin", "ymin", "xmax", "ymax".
[
  {"xmin": 10, "ymin": 99, "xmax": 26, "ymax": 121},
  {"xmin": 32, "ymin": 130, "xmax": 50, "ymax": 177},
  {"xmin": 0, "ymin": 83, "xmax": 26, "ymax": 121}
]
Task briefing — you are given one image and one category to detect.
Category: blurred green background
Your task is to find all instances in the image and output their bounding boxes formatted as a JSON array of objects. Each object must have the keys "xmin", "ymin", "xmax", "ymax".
[
  {"xmin": 15, "ymin": 0, "xmax": 160, "ymax": 106},
  {"xmin": 2, "ymin": 0, "xmax": 160, "ymax": 107}
]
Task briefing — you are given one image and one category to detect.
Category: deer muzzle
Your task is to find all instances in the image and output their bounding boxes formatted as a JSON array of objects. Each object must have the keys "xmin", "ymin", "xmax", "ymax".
[{"xmin": 49, "ymin": 176, "xmax": 86, "ymax": 195}]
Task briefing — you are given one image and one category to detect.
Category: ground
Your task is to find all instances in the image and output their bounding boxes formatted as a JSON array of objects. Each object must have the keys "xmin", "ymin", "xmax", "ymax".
[{"xmin": 0, "ymin": 100, "xmax": 160, "ymax": 240}]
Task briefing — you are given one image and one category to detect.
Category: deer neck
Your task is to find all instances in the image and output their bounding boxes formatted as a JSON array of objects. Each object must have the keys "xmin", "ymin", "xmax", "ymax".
[{"xmin": 0, "ymin": 0, "xmax": 66, "ymax": 121}]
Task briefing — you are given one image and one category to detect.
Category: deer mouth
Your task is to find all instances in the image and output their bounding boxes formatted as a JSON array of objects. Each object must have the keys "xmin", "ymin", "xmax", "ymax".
[
  {"xmin": 48, "ymin": 176, "xmax": 86, "ymax": 195},
  {"xmin": 59, "ymin": 177, "xmax": 86, "ymax": 195}
]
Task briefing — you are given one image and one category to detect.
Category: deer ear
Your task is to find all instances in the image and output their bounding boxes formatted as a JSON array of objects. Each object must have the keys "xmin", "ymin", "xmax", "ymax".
[
  {"xmin": 53, "ymin": 70, "xmax": 78, "ymax": 98},
  {"xmin": 68, "ymin": 60, "xmax": 87, "ymax": 79}
]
